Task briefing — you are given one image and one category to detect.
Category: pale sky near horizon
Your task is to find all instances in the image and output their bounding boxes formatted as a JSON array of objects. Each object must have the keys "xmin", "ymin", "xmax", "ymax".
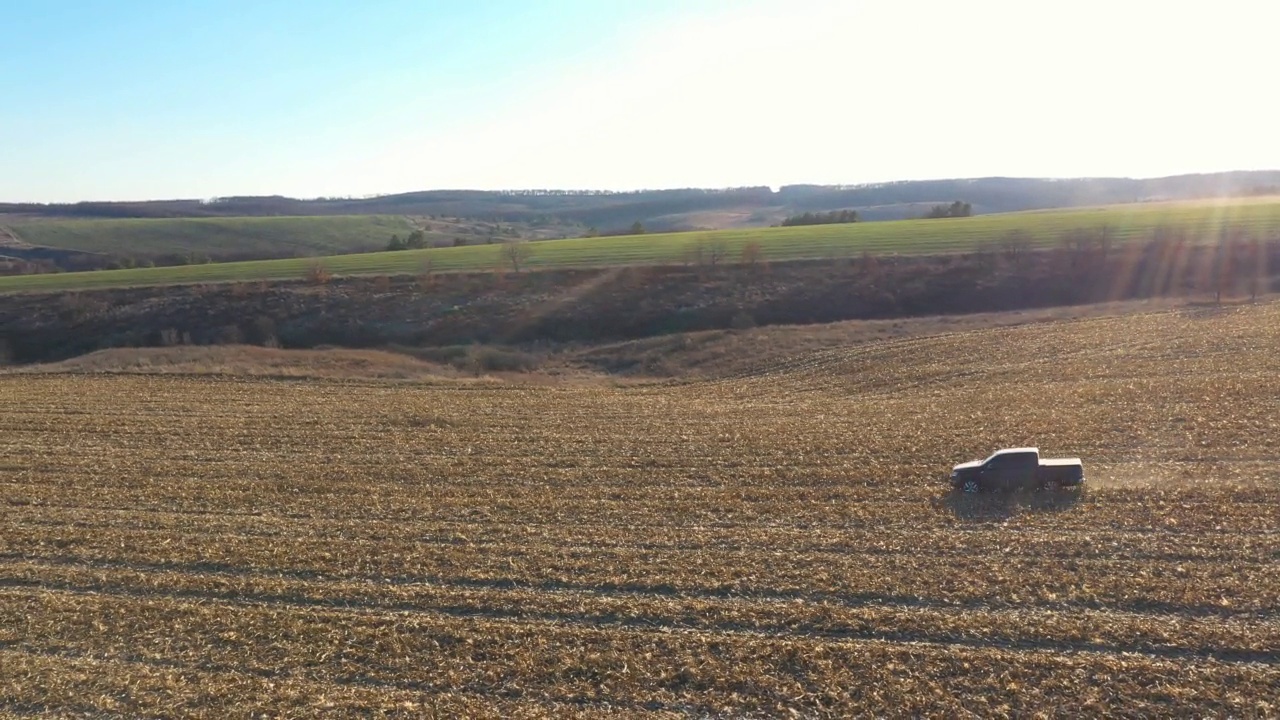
[{"xmin": 2, "ymin": 0, "xmax": 1277, "ymax": 203}]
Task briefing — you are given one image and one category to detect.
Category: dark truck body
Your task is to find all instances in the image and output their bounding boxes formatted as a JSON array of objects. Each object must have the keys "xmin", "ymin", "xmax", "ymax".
[{"xmin": 950, "ymin": 447, "xmax": 1084, "ymax": 493}]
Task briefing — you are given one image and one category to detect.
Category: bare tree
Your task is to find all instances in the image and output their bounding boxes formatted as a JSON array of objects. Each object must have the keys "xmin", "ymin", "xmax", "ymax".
[
  {"xmin": 682, "ymin": 242, "xmax": 700, "ymax": 266},
  {"xmin": 997, "ymin": 229, "xmax": 1034, "ymax": 265},
  {"xmin": 686, "ymin": 238, "xmax": 724, "ymax": 267},
  {"xmin": 1214, "ymin": 226, "xmax": 1248, "ymax": 304},
  {"xmin": 973, "ymin": 242, "xmax": 999, "ymax": 272},
  {"xmin": 417, "ymin": 257, "xmax": 435, "ymax": 290},
  {"xmin": 501, "ymin": 239, "xmax": 532, "ymax": 272},
  {"xmin": 857, "ymin": 250, "xmax": 881, "ymax": 280},
  {"xmin": 1249, "ymin": 237, "xmax": 1266, "ymax": 301},
  {"xmin": 1059, "ymin": 227, "xmax": 1109, "ymax": 276},
  {"xmin": 1095, "ymin": 224, "xmax": 1116, "ymax": 258},
  {"xmin": 706, "ymin": 238, "xmax": 728, "ymax": 266}
]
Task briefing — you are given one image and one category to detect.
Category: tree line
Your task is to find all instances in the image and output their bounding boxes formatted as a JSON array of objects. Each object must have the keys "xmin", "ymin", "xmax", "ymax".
[
  {"xmin": 923, "ymin": 201, "xmax": 973, "ymax": 219},
  {"xmin": 780, "ymin": 210, "xmax": 860, "ymax": 227},
  {"xmin": 9, "ymin": 171, "xmax": 1280, "ymax": 224}
]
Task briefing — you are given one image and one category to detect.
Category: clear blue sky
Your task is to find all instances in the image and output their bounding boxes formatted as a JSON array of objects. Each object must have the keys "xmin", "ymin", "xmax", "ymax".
[{"xmin": 3, "ymin": 0, "xmax": 1277, "ymax": 202}]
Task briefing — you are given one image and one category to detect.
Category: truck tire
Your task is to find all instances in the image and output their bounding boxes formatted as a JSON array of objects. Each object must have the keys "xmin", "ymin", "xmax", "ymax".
[
  {"xmin": 1040, "ymin": 478, "xmax": 1061, "ymax": 492},
  {"xmin": 961, "ymin": 479, "xmax": 982, "ymax": 494}
]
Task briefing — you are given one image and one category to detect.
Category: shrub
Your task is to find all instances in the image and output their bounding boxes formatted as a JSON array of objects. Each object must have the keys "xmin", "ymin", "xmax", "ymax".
[
  {"xmin": 730, "ymin": 311, "xmax": 756, "ymax": 330},
  {"xmin": 398, "ymin": 345, "xmax": 472, "ymax": 365},
  {"xmin": 58, "ymin": 292, "xmax": 107, "ymax": 321},
  {"xmin": 306, "ymin": 261, "xmax": 332, "ymax": 285},
  {"xmin": 215, "ymin": 325, "xmax": 245, "ymax": 345},
  {"xmin": 249, "ymin": 316, "xmax": 278, "ymax": 347},
  {"xmin": 417, "ymin": 258, "xmax": 436, "ymax": 290},
  {"xmin": 465, "ymin": 345, "xmax": 539, "ymax": 375},
  {"xmin": 857, "ymin": 251, "xmax": 881, "ymax": 279}
]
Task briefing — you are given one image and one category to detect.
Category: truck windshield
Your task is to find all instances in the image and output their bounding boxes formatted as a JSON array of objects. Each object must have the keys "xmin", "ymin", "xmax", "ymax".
[
  {"xmin": 983, "ymin": 450, "xmax": 1033, "ymax": 465},
  {"xmin": 983, "ymin": 448, "xmax": 1034, "ymax": 466}
]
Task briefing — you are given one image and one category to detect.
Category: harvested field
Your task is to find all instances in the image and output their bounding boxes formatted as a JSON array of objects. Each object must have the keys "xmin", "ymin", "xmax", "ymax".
[{"xmin": 1, "ymin": 303, "xmax": 1279, "ymax": 717}]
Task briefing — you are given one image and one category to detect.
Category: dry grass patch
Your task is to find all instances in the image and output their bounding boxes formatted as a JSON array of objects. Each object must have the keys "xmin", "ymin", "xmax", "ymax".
[
  {"xmin": 3, "ymin": 344, "xmax": 456, "ymax": 381},
  {"xmin": 569, "ymin": 296, "xmax": 1201, "ymax": 377}
]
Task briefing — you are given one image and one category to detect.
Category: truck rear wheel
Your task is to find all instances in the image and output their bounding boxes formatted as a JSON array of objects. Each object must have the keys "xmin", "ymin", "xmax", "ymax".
[
  {"xmin": 961, "ymin": 479, "xmax": 982, "ymax": 494},
  {"xmin": 1040, "ymin": 478, "xmax": 1061, "ymax": 492}
]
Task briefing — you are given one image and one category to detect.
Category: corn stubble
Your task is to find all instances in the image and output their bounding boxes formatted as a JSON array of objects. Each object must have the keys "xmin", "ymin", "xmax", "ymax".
[{"xmin": 2, "ymin": 303, "xmax": 1279, "ymax": 717}]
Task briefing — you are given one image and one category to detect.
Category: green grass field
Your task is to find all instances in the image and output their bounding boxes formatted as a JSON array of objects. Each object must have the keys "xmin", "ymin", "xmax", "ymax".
[
  {"xmin": 3, "ymin": 198, "xmax": 1279, "ymax": 293},
  {"xmin": 3, "ymin": 215, "xmax": 415, "ymax": 258}
]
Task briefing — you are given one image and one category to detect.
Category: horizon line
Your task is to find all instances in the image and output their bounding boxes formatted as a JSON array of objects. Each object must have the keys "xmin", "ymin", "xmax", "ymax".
[{"xmin": 4, "ymin": 169, "xmax": 1279, "ymax": 207}]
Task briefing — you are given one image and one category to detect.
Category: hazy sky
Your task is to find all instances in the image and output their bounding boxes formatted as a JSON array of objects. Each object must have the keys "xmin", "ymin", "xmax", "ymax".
[{"xmin": 3, "ymin": 0, "xmax": 1277, "ymax": 202}]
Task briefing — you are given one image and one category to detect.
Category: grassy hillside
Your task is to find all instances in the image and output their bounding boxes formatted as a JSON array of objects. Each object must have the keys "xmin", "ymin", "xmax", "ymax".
[
  {"xmin": 3, "ymin": 197, "xmax": 1280, "ymax": 293},
  {"xmin": 4, "ymin": 215, "xmax": 415, "ymax": 258}
]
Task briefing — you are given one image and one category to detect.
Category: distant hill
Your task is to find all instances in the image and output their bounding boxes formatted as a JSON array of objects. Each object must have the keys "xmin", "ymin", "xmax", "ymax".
[
  {"xmin": 5, "ymin": 196, "xmax": 1280, "ymax": 293},
  {"xmin": 5, "ymin": 172, "xmax": 1280, "ymax": 233}
]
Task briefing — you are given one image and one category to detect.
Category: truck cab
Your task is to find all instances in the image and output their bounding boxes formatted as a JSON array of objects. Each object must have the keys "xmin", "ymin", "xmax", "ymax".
[{"xmin": 950, "ymin": 447, "xmax": 1084, "ymax": 493}]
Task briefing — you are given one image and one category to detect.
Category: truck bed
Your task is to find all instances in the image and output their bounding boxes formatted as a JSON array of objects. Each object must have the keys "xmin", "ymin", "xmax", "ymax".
[
  {"xmin": 1037, "ymin": 458, "xmax": 1085, "ymax": 486},
  {"xmin": 1040, "ymin": 458, "xmax": 1083, "ymax": 467}
]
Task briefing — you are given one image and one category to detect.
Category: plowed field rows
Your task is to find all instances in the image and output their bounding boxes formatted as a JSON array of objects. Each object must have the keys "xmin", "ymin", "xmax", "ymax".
[{"xmin": 2, "ymin": 304, "xmax": 1279, "ymax": 717}]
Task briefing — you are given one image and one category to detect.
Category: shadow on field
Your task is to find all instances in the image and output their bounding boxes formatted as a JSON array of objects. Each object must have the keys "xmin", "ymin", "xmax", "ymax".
[
  {"xmin": 936, "ymin": 487, "xmax": 1084, "ymax": 522},
  {"xmin": 1178, "ymin": 298, "xmax": 1266, "ymax": 320}
]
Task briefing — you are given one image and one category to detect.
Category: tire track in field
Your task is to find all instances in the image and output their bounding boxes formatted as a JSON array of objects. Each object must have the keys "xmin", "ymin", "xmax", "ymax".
[
  {"xmin": 8, "ymin": 497, "xmax": 1280, "ymax": 535},
  {"xmin": 0, "ymin": 647, "xmax": 673, "ymax": 719},
  {"xmin": 2, "ymin": 583, "xmax": 1276, "ymax": 668},
  {"xmin": 2, "ymin": 563, "xmax": 1277, "ymax": 663},
  {"xmin": 5, "ymin": 512, "xmax": 1276, "ymax": 566},
  {"xmin": 10, "ymin": 553, "xmax": 1269, "ymax": 620}
]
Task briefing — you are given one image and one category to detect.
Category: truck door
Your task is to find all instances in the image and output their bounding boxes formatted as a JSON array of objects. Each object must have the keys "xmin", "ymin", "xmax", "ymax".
[
  {"xmin": 982, "ymin": 452, "xmax": 1036, "ymax": 491},
  {"xmin": 980, "ymin": 455, "xmax": 1010, "ymax": 490},
  {"xmin": 1009, "ymin": 452, "xmax": 1037, "ymax": 490}
]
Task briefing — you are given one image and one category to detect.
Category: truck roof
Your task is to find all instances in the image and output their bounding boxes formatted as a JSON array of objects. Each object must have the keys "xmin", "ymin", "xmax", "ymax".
[
  {"xmin": 993, "ymin": 447, "xmax": 1038, "ymax": 456},
  {"xmin": 981, "ymin": 447, "xmax": 1039, "ymax": 464}
]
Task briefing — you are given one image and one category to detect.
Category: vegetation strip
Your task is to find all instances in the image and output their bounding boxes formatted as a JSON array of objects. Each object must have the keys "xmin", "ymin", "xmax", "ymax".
[{"xmin": 3, "ymin": 197, "xmax": 1279, "ymax": 292}]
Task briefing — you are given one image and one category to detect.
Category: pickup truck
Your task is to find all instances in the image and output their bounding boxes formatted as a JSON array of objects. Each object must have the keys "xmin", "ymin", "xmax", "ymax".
[{"xmin": 950, "ymin": 447, "xmax": 1084, "ymax": 493}]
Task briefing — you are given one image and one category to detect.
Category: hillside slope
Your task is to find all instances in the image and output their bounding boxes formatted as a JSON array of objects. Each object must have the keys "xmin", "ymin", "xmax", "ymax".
[
  {"xmin": 3, "ymin": 236, "xmax": 1278, "ymax": 367},
  {"xmin": 4, "ymin": 215, "xmax": 415, "ymax": 261},
  {"xmin": 3, "ymin": 196, "xmax": 1280, "ymax": 293}
]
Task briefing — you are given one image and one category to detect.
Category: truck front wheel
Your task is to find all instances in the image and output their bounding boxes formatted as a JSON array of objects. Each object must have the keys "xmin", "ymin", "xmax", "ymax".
[{"xmin": 961, "ymin": 479, "xmax": 982, "ymax": 494}]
